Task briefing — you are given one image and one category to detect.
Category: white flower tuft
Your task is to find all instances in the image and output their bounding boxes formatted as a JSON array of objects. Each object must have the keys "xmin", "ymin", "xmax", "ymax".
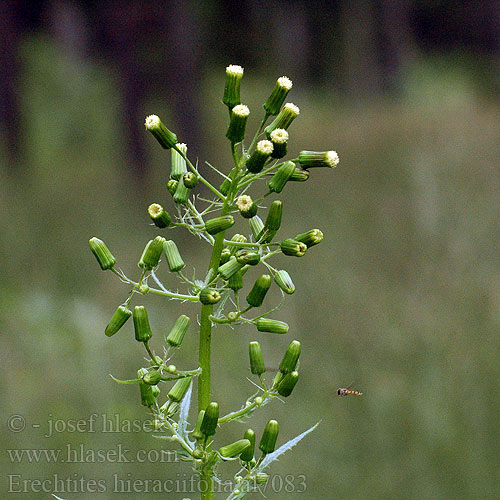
[
  {"xmin": 256, "ymin": 140, "xmax": 273, "ymax": 154},
  {"xmin": 226, "ymin": 64, "xmax": 244, "ymax": 76},
  {"xmin": 270, "ymin": 129, "xmax": 289, "ymax": 144},
  {"xmin": 277, "ymin": 76, "xmax": 293, "ymax": 90},
  {"xmin": 236, "ymin": 195, "xmax": 253, "ymax": 212},
  {"xmin": 145, "ymin": 114, "xmax": 160, "ymax": 129},
  {"xmin": 283, "ymin": 103, "xmax": 300, "ymax": 116},
  {"xmin": 232, "ymin": 104, "xmax": 250, "ymax": 117},
  {"xmin": 326, "ymin": 151, "xmax": 340, "ymax": 167}
]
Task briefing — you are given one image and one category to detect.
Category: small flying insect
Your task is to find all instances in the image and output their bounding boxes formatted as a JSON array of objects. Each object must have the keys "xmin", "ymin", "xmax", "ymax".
[{"xmin": 337, "ymin": 382, "xmax": 362, "ymax": 396}]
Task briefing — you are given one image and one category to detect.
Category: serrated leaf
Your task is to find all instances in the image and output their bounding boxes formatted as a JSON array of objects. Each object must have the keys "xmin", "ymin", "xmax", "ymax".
[{"xmin": 258, "ymin": 421, "xmax": 320, "ymax": 470}]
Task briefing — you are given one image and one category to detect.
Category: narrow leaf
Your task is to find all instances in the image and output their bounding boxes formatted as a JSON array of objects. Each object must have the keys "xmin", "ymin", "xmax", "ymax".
[
  {"xmin": 177, "ymin": 380, "xmax": 192, "ymax": 439},
  {"xmin": 109, "ymin": 374, "xmax": 140, "ymax": 384}
]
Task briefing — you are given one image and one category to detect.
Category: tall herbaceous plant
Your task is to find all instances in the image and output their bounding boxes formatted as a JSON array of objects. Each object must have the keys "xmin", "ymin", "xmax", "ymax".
[{"xmin": 89, "ymin": 65, "xmax": 340, "ymax": 500}]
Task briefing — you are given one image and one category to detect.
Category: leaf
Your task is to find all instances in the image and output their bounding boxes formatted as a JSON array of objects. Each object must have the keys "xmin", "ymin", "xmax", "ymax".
[
  {"xmin": 177, "ymin": 379, "xmax": 192, "ymax": 440},
  {"xmin": 109, "ymin": 374, "xmax": 140, "ymax": 384},
  {"xmin": 258, "ymin": 421, "xmax": 320, "ymax": 470}
]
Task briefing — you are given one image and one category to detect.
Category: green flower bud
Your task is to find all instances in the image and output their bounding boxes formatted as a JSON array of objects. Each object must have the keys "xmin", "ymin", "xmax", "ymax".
[
  {"xmin": 145, "ymin": 115, "xmax": 178, "ymax": 149},
  {"xmin": 277, "ymin": 370, "xmax": 299, "ymax": 397},
  {"xmin": 183, "ymin": 172, "xmax": 198, "ymax": 189},
  {"xmin": 298, "ymin": 150, "xmax": 339, "ymax": 169},
  {"xmin": 268, "ymin": 161, "xmax": 296, "ymax": 193},
  {"xmin": 223, "ymin": 64, "xmax": 244, "ymax": 109},
  {"xmin": 269, "ymin": 128, "xmax": 288, "ymax": 159},
  {"xmin": 279, "ymin": 340, "xmax": 301, "ymax": 374},
  {"xmin": 138, "ymin": 369, "xmax": 156, "ymax": 407},
  {"xmin": 236, "ymin": 195, "xmax": 258, "ymax": 218},
  {"xmin": 295, "ymin": 228, "xmax": 323, "ymax": 248},
  {"xmin": 264, "ymin": 76, "xmax": 293, "ymax": 115},
  {"xmin": 254, "ymin": 473, "xmax": 269, "ymax": 485},
  {"xmin": 289, "ymin": 166, "xmax": 310, "ymax": 182},
  {"xmin": 228, "ymin": 268, "xmax": 245, "ymax": 291},
  {"xmin": 240, "ymin": 429, "xmax": 256, "ymax": 462},
  {"xmin": 192, "ymin": 410, "xmax": 205, "ymax": 440},
  {"xmin": 273, "ymin": 270, "xmax": 295, "ymax": 294},
  {"xmin": 151, "ymin": 385, "xmax": 161, "ymax": 399},
  {"xmin": 264, "ymin": 103, "xmax": 300, "ymax": 137},
  {"xmin": 263, "ymin": 200, "xmax": 282, "ymax": 231},
  {"xmin": 89, "ymin": 237, "xmax": 116, "ymax": 270},
  {"xmin": 219, "ymin": 439, "xmax": 251, "ymax": 459},
  {"xmin": 166, "ymin": 314, "xmax": 190, "ymax": 347},
  {"xmin": 219, "ymin": 248, "xmax": 232, "ymax": 266},
  {"xmin": 192, "ymin": 447, "xmax": 203, "ymax": 459},
  {"xmin": 219, "ymin": 169, "xmax": 236, "ymax": 196},
  {"xmin": 226, "ymin": 104, "xmax": 249, "ymax": 144},
  {"xmin": 256, "ymin": 318, "xmax": 289, "ymax": 334},
  {"xmin": 167, "ymin": 179, "xmax": 179, "ymax": 196},
  {"xmin": 168, "ymin": 376, "xmax": 192, "ymax": 402},
  {"xmin": 246, "ymin": 140, "xmax": 273, "ymax": 173},
  {"xmin": 219, "ymin": 256, "xmax": 244, "ymax": 280},
  {"xmin": 200, "ymin": 402, "xmax": 219, "ymax": 436},
  {"xmin": 249, "ymin": 215, "xmax": 265, "ymax": 241},
  {"xmin": 139, "ymin": 284, "xmax": 150, "ymax": 295},
  {"xmin": 173, "ymin": 176, "xmax": 191, "ymax": 205},
  {"xmin": 280, "ymin": 238, "xmax": 307, "ymax": 257},
  {"xmin": 199, "ymin": 288, "xmax": 222, "ymax": 305},
  {"xmin": 142, "ymin": 370, "xmax": 161, "ymax": 385},
  {"xmin": 259, "ymin": 420, "xmax": 279, "ymax": 454},
  {"xmin": 205, "ymin": 215, "xmax": 235, "ymax": 235},
  {"xmin": 148, "ymin": 203, "xmax": 171, "ymax": 228},
  {"xmin": 246, "ymin": 274, "xmax": 272, "ymax": 307},
  {"xmin": 133, "ymin": 305, "xmax": 153, "ymax": 342},
  {"xmin": 166, "ymin": 364, "xmax": 177, "ymax": 374},
  {"xmin": 105, "ymin": 305, "xmax": 132, "ymax": 337},
  {"xmin": 164, "ymin": 240, "xmax": 185, "ymax": 272},
  {"xmin": 139, "ymin": 236, "xmax": 165, "ymax": 270},
  {"xmin": 228, "ymin": 234, "xmax": 248, "ymax": 256},
  {"xmin": 236, "ymin": 250, "xmax": 260, "ymax": 266},
  {"xmin": 171, "ymin": 143, "xmax": 188, "ymax": 180},
  {"xmin": 249, "ymin": 341, "xmax": 266, "ymax": 375}
]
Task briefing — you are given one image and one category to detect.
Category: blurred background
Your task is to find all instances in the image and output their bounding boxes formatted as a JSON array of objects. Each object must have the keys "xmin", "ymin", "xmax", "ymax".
[{"xmin": 1, "ymin": 0, "xmax": 500, "ymax": 499}]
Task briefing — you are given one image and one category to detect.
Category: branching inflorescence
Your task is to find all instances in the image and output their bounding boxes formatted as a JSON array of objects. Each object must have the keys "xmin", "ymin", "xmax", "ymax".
[{"xmin": 89, "ymin": 65, "xmax": 339, "ymax": 500}]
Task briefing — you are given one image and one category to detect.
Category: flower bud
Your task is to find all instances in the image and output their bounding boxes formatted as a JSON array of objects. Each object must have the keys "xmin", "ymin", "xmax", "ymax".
[
  {"xmin": 171, "ymin": 143, "xmax": 188, "ymax": 180},
  {"xmin": 277, "ymin": 371, "xmax": 299, "ymax": 397},
  {"xmin": 273, "ymin": 270, "xmax": 295, "ymax": 294},
  {"xmin": 142, "ymin": 370, "xmax": 161, "ymax": 386},
  {"xmin": 192, "ymin": 410, "xmax": 205, "ymax": 440},
  {"xmin": 249, "ymin": 215, "xmax": 265, "ymax": 241},
  {"xmin": 200, "ymin": 402, "xmax": 219, "ymax": 436},
  {"xmin": 219, "ymin": 439, "xmax": 251, "ymax": 459},
  {"xmin": 219, "ymin": 248, "xmax": 232, "ymax": 266},
  {"xmin": 139, "ymin": 236, "xmax": 165, "ymax": 270},
  {"xmin": 133, "ymin": 305, "xmax": 153, "ymax": 342},
  {"xmin": 226, "ymin": 104, "xmax": 249, "ymax": 143},
  {"xmin": 145, "ymin": 115, "xmax": 178, "ymax": 149},
  {"xmin": 289, "ymin": 166, "xmax": 310, "ymax": 182},
  {"xmin": 294, "ymin": 228, "xmax": 323, "ymax": 248},
  {"xmin": 236, "ymin": 250, "xmax": 260, "ymax": 266},
  {"xmin": 219, "ymin": 169, "xmax": 236, "ymax": 196},
  {"xmin": 183, "ymin": 172, "xmax": 198, "ymax": 189},
  {"xmin": 298, "ymin": 150, "xmax": 339, "ymax": 169},
  {"xmin": 263, "ymin": 200, "xmax": 282, "ymax": 231},
  {"xmin": 240, "ymin": 429, "xmax": 256, "ymax": 462},
  {"xmin": 164, "ymin": 240, "xmax": 185, "ymax": 272},
  {"xmin": 249, "ymin": 341, "xmax": 266, "ymax": 375},
  {"xmin": 167, "ymin": 179, "xmax": 179, "ymax": 196},
  {"xmin": 254, "ymin": 473, "xmax": 269, "ymax": 485},
  {"xmin": 280, "ymin": 238, "xmax": 307, "ymax": 257},
  {"xmin": 236, "ymin": 195, "xmax": 258, "ymax": 218},
  {"xmin": 223, "ymin": 64, "xmax": 244, "ymax": 109},
  {"xmin": 168, "ymin": 376, "xmax": 192, "ymax": 402},
  {"xmin": 259, "ymin": 420, "xmax": 279, "ymax": 454},
  {"xmin": 256, "ymin": 318, "xmax": 289, "ymax": 334},
  {"xmin": 148, "ymin": 203, "xmax": 171, "ymax": 228},
  {"xmin": 228, "ymin": 269, "xmax": 245, "ymax": 291},
  {"xmin": 138, "ymin": 368, "xmax": 156, "ymax": 407},
  {"xmin": 264, "ymin": 76, "xmax": 293, "ymax": 116},
  {"xmin": 173, "ymin": 176, "xmax": 191, "ymax": 205},
  {"xmin": 105, "ymin": 305, "xmax": 132, "ymax": 337},
  {"xmin": 219, "ymin": 256, "xmax": 244, "ymax": 280},
  {"xmin": 269, "ymin": 128, "xmax": 288, "ymax": 159},
  {"xmin": 268, "ymin": 161, "xmax": 296, "ymax": 193},
  {"xmin": 246, "ymin": 140, "xmax": 273, "ymax": 173},
  {"xmin": 89, "ymin": 237, "xmax": 116, "ymax": 270},
  {"xmin": 199, "ymin": 288, "xmax": 222, "ymax": 305},
  {"xmin": 246, "ymin": 274, "xmax": 272, "ymax": 307},
  {"xmin": 205, "ymin": 215, "xmax": 235, "ymax": 235},
  {"xmin": 279, "ymin": 340, "xmax": 301, "ymax": 373},
  {"xmin": 228, "ymin": 234, "xmax": 248, "ymax": 256},
  {"xmin": 151, "ymin": 385, "xmax": 161, "ymax": 399},
  {"xmin": 166, "ymin": 314, "xmax": 190, "ymax": 347},
  {"xmin": 264, "ymin": 103, "xmax": 299, "ymax": 137}
]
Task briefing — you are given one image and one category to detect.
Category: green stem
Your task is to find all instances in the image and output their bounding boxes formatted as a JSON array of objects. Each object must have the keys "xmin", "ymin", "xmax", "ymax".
[{"xmin": 200, "ymin": 468, "xmax": 214, "ymax": 500}]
